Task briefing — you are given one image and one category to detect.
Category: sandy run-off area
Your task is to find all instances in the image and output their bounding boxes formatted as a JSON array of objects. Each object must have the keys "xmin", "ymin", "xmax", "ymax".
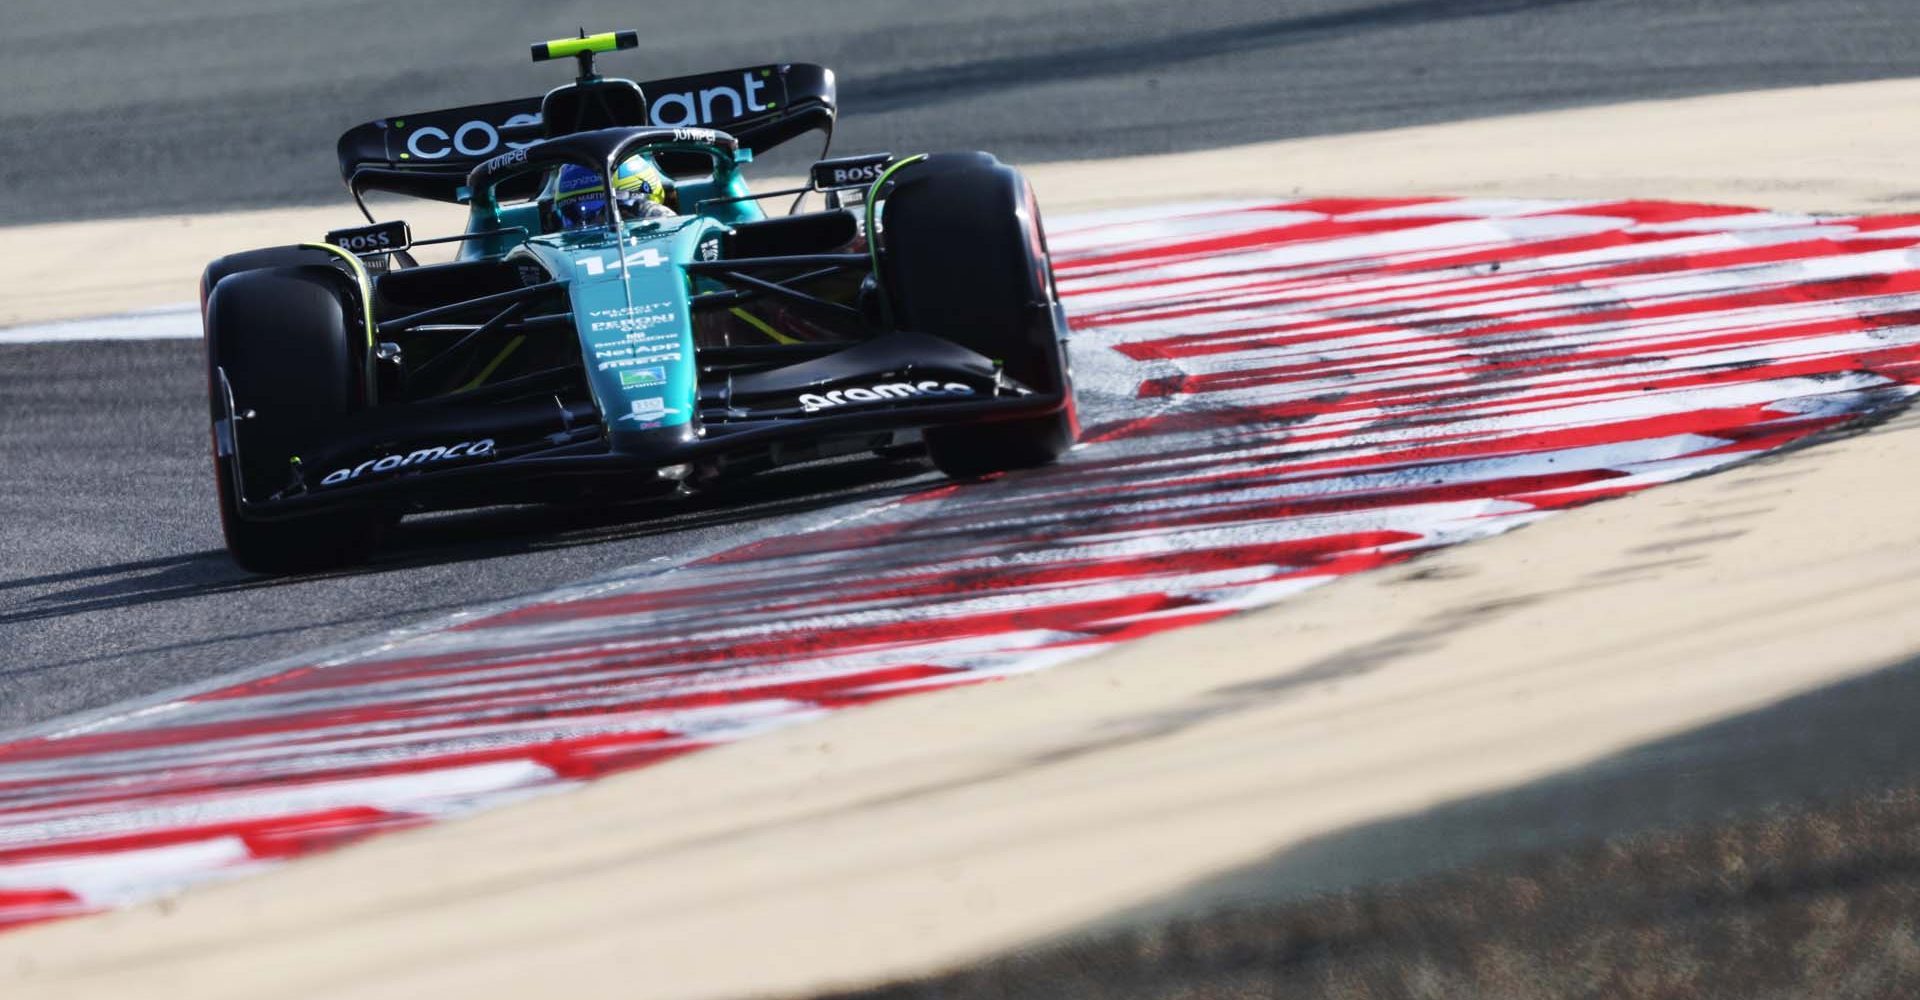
[{"xmin": 7, "ymin": 77, "xmax": 1920, "ymax": 999}]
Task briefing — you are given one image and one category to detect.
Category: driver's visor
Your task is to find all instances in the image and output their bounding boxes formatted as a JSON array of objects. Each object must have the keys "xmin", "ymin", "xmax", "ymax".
[{"xmin": 556, "ymin": 189, "xmax": 609, "ymax": 231}]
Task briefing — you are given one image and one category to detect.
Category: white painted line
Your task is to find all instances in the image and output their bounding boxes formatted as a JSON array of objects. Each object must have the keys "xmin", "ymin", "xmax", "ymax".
[{"xmin": 0, "ymin": 304, "xmax": 200, "ymax": 344}]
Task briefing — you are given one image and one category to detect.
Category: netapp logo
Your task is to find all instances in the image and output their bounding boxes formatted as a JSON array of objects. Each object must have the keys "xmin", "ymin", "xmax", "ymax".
[
  {"xmin": 798, "ymin": 381, "xmax": 975, "ymax": 413},
  {"xmin": 399, "ymin": 71, "xmax": 772, "ymax": 161},
  {"xmin": 320, "ymin": 439, "xmax": 495, "ymax": 486}
]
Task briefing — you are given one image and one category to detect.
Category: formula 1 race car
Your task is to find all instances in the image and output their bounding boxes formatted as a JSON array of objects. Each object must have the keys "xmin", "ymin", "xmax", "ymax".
[{"xmin": 202, "ymin": 32, "xmax": 1075, "ymax": 573}]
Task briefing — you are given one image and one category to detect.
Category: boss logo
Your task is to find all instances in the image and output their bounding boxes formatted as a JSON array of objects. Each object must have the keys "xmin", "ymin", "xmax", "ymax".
[
  {"xmin": 325, "ymin": 221, "xmax": 412, "ymax": 256},
  {"xmin": 811, "ymin": 153, "xmax": 895, "ymax": 191}
]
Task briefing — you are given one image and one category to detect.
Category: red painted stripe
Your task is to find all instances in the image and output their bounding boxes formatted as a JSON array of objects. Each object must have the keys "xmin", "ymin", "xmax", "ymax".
[
  {"xmin": 0, "ymin": 888, "xmax": 88, "ymax": 931},
  {"xmin": 7, "ymin": 198, "xmax": 1920, "ymax": 932},
  {"xmin": 0, "ymin": 807, "xmax": 419, "ymax": 865}
]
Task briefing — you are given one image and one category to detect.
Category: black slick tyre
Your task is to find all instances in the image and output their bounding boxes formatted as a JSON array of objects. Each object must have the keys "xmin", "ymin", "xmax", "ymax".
[
  {"xmin": 879, "ymin": 153, "xmax": 1076, "ymax": 478},
  {"xmin": 205, "ymin": 263, "xmax": 382, "ymax": 573}
]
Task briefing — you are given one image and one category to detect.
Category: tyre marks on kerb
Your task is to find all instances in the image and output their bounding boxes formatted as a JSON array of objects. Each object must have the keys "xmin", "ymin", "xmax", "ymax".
[{"xmin": 7, "ymin": 198, "xmax": 1920, "ymax": 927}]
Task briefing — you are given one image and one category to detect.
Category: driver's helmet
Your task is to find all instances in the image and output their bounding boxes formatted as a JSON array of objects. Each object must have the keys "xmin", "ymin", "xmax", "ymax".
[
  {"xmin": 552, "ymin": 155, "xmax": 676, "ymax": 231},
  {"xmin": 613, "ymin": 154, "xmax": 675, "ymax": 214}
]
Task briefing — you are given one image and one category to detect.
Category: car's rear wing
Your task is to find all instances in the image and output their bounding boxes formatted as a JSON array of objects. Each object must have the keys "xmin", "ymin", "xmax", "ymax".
[{"xmin": 336, "ymin": 63, "xmax": 835, "ymax": 204}]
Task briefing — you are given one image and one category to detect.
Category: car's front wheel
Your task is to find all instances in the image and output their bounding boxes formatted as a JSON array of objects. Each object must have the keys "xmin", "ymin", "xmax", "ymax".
[
  {"xmin": 205, "ymin": 262, "xmax": 384, "ymax": 574},
  {"xmin": 878, "ymin": 153, "xmax": 1077, "ymax": 479}
]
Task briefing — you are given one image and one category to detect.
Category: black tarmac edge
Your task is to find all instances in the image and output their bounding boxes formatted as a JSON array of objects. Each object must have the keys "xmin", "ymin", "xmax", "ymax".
[{"xmin": 5, "ymin": 0, "xmax": 1920, "ymax": 225}]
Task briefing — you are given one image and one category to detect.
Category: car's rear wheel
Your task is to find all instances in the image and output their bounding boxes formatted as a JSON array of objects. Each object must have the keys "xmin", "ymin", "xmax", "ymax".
[
  {"xmin": 205, "ymin": 263, "xmax": 384, "ymax": 574},
  {"xmin": 879, "ymin": 153, "xmax": 1076, "ymax": 479}
]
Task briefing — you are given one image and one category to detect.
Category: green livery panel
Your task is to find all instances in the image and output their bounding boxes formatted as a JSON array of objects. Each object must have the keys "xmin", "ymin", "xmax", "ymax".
[{"xmin": 520, "ymin": 217, "xmax": 729, "ymax": 453}]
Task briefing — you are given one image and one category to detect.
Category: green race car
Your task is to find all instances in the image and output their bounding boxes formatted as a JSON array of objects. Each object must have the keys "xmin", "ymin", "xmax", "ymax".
[{"xmin": 202, "ymin": 31, "xmax": 1076, "ymax": 573}]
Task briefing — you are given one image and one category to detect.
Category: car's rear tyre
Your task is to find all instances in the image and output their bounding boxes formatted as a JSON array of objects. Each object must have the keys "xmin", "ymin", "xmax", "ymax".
[
  {"xmin": 205, "ymin": 263, "xmax": 383, "ymax": 574},
  {"xmin": 880, "ymin": 153, "xmax": 1076, "ymax": 479}
]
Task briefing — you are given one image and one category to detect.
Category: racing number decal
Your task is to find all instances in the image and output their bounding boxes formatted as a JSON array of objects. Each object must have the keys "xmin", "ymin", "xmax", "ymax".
[{"xmin": 579, "ymin": 248, "xmax": 668, "ymax": 276}]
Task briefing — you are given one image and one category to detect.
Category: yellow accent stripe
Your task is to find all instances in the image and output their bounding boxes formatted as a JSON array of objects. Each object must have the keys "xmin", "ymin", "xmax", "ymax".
[
  {"xmin": 299, "ymin": 242, "xmax": 376, "ymax": 350},
  {"xmin": 865, "ymin": 154, "xmax": 929, "ymax": 279},
  {"xmin": 729, "ymin": 307, "xmax": 799, "ymax": 345},
  {"xmin": 459, "ymin": 334, "xmax": 526, "ymax": 392},
  {"xmin": 299, "ymin": 242, "xmax": 380, "ymax": 402}
]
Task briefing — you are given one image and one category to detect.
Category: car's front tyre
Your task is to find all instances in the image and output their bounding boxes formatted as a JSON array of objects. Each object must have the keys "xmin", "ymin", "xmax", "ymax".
[
  {"xmin": 204, "ymin": 261, "xmax": 384, "ymax": 574},
  {"xmin": 878, "ymin": 152, "xmax": 1077, "ymax": 479}
]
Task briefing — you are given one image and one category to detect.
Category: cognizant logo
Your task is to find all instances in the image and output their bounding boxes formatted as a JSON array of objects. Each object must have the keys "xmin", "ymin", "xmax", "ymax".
[
  {"xmin": 401, "ymin": 71, "xmax": 773, "ymax": 161},
  {"xmin": 403, "ymin": 115, "xmax": 542, "ymax": 161},
  {"xmin": 647, "ymin": 72, "xmax": 771, "ymax": 127}
]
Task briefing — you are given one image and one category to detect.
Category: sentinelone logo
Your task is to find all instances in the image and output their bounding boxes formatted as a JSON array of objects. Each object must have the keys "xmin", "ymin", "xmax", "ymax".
[{"xmin": 401, "ymin": 71, "xmax": 773, "ymax": 161}]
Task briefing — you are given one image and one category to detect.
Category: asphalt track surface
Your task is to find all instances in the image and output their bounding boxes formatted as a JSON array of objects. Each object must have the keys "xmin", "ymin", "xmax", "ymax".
[
  {"xmin": 7, "ymin": 0, "xmax": 1920, "ymax": 224},
  {"xmin": 5, "ymin": 0, "xmax": 1920, "ymax": 733}
]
